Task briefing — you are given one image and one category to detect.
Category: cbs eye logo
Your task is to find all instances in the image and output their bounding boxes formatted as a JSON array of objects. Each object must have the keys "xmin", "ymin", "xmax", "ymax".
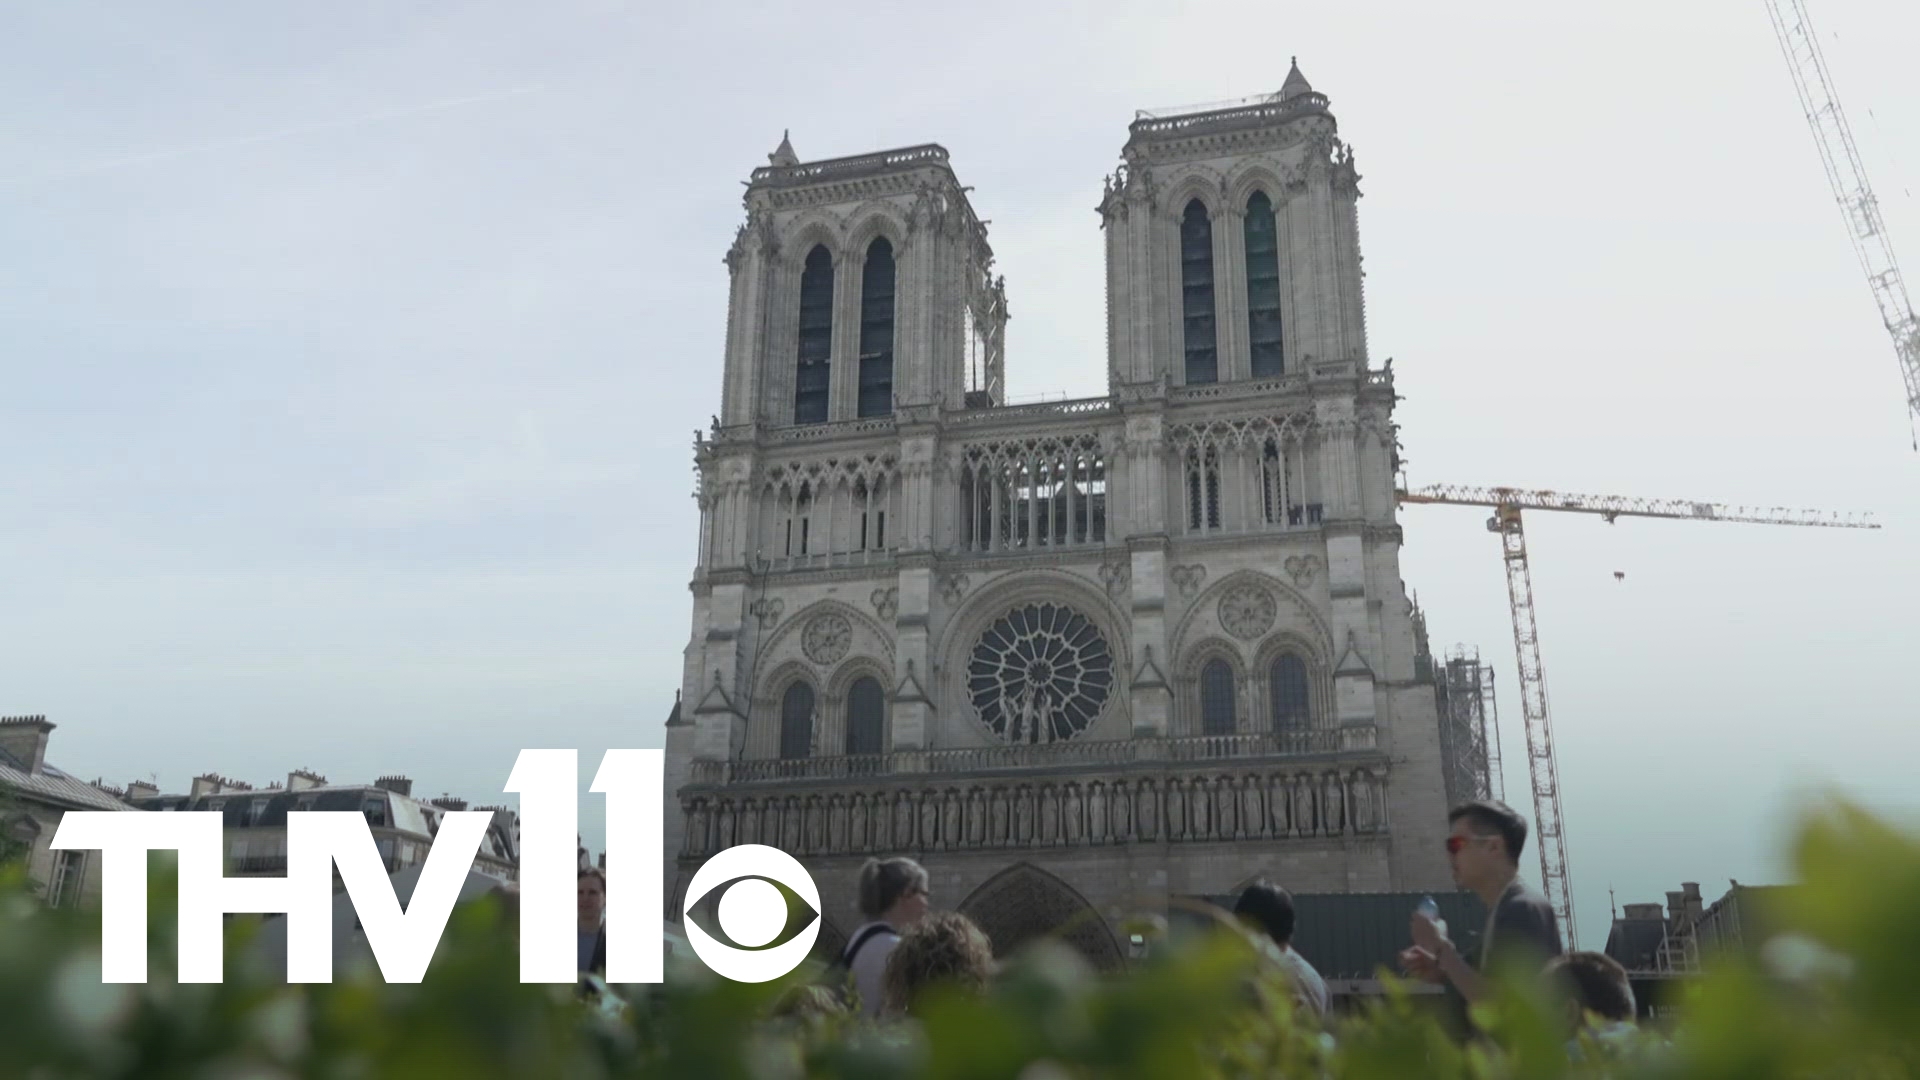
[{"xmin": 681, "ymin": 844, "xmax": 822, "ymax": 982}]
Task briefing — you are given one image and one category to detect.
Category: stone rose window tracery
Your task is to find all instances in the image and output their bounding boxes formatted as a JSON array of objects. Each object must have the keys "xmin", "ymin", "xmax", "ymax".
[{"xmin": 967, "ymin": 602, "xmax": 1114, "ymax": 744}]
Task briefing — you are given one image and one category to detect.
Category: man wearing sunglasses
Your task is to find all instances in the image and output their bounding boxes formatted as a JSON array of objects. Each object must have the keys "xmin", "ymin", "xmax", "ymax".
[{"xmin": 1398, "ymin": 799, "xmax": 1564, "ymax": 1005}]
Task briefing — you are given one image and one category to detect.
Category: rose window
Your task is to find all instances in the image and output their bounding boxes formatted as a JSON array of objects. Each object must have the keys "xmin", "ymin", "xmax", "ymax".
[{"xmin": 967, "ymin": 602, "xmax": 1114, "ymax": 744}]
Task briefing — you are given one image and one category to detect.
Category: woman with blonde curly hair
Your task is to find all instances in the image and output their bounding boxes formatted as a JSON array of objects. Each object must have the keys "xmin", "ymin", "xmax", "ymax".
[{"xmin": 880, "ymin": 911, "xmax": 996, "ymax": 1017}]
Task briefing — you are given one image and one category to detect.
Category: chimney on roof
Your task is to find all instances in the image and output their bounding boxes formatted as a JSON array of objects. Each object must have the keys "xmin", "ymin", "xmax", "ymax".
[
  {"xmin": 374, "ymin": 774, "xmax": 413, "ymax": 797},
  {"xmin": 1665, "ymin": 890, "xmax": 1687, "ymax": 923},
  {"xmin": 0, "ymin": 716, "xmax": 55, "ymax": 775},
  {"xmin": 431, "ymin": 796, "xmax": 468, "ymax": 812},
  {"xmin": 287, "ymin": 769, "xmax": 325, "ymax": 792},
  {"xmin": 1681, "ymin": 881, "xmax": 1704, "ymax": 920},
  {"xmin": 125, "ymin": 780, "xmax": 159, "ymax": 801},
  {"xmin": 190, "ymin": 773, "xmax": 225, "ymax": 798},
  {"xmin": 1622, "ymin": 902, "xmax": 1664, "ymax": 920}
]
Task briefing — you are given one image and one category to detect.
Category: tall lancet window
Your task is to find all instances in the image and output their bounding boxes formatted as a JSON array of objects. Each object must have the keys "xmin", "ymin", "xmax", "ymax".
[
  {"xmin": 779, "ymin": 681, "xmax": 815, "ymax": 760},
  {"xmin": 1200, "ymin": 658, "xmax": 1236, "ymax": 735},
  {"xmin": 858, "ymin": 237, "xmax": 896, "ymax": 417},
  {"xmin": 1270, "ymin": 655, "xmax": 1312, "ymax": 732},
  {"xmin": 845, "ymin": 676, "xmax": 885, "ymax": 756},
  {"xmin": 793, "ymin": 245, "xmax": 834, "ymax": 425},
  {"xmin": 1244, "ymin": 191, "xmax": 1285, "ymax": 378},
  {"xmin": 1179, "ymin": 199, "xmax": 1218, "ymax": 385}
]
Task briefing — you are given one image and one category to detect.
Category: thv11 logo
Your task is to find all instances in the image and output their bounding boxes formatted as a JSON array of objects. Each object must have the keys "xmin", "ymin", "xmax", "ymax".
[{"xmin": 50, "ymin": 749, "xmax": 820, "ymax": 984}]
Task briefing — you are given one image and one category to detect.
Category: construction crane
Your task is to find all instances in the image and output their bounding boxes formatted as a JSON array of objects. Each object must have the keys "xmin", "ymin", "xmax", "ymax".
[
  {"xmin": 1763, "ymin": 0, "xmax": 1920, "ymax": 429},
  {"xmin": 1396, "ymin": 483, "xmax": 1879, "ymax": 946}
]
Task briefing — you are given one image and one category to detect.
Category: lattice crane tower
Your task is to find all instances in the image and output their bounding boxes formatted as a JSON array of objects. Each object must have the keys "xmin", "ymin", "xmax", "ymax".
[
  {"xmin": 1396, "ymin": 484, "xmax": 1878, "ymax": 946},
  {"xmin": 1764, "ymin": 0, "xmax": 1920, "ymax": 429}
]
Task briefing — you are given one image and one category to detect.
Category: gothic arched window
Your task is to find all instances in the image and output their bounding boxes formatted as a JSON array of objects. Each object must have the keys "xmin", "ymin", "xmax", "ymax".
[
  {"xmin": 845, "ymin": 676, "xmax": 885, "ymax": 756},
  {"xmin": 1260, "ymin": 438, "xmax": 1285, "ymax": 525},
  {"xmin": 1186, "ymin": 446, "xmax": 1221, "ymax": 532},
  {"xmin": 1199, "ymin": 658, "xmax": 1236, "ymax": 736},
  {"xmin": 779, "ymin": 681, "xmax": 815, "ymax": 759},
  {"xmin": 858, "ymin": 237, "xmax": 895, "ymax": 418},
  {"xmin": 793, "ymin": 245, "xmax": 833, "ymax": 425},
  {"xmin": 1270, "ymin": 654, "xmax": 1311, "ymax": 732},
  {"xmin": 1179, "ymin": 200, "xmax": 1218, "ymax": 385},
  {"xmin": 1244, "ymin": 191, "xmax": 1285, "ymax": 378}
]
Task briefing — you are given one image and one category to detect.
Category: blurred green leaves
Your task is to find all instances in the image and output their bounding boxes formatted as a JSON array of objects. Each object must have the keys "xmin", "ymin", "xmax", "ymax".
[{"xmin": 5, "ymin": 796, "xmax": 1920, "ymax": 1077}]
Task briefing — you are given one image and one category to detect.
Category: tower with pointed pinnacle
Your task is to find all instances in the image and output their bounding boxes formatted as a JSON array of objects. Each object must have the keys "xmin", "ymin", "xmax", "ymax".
[{"xmin": 665, "ymin": 67, "xmax": 1456, "ymax": 983}]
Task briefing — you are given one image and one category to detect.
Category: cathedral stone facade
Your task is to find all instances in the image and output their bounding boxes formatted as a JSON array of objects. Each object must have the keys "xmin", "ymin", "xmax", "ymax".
[{"xmin": 664, "ymin": 64, "xmax": 1455, "ymax": 968}]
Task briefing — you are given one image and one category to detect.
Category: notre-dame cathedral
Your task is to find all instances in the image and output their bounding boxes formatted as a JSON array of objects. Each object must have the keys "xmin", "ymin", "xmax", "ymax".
[{"xmin": 664, "ymin": 63, "xmax": 1458, "ymax": 969}]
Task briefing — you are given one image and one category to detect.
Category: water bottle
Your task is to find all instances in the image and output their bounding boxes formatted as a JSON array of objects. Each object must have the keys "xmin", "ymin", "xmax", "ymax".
[{"xmin": 1415, "ymin": 895, "xmax": 1446, "ymax": 938}]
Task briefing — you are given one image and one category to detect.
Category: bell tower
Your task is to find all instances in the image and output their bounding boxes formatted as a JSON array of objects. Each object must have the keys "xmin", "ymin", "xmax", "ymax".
[
  {"xmin": 715, "ymin": 135, "xmax": 1005, "ymax": 430},
  {"xmin": 1100, "ymin": 61, "xmax": 1366, "ymax": 391}
]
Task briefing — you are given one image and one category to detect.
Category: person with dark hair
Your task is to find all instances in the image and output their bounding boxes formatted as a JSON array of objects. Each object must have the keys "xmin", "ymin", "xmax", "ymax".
[
  {"xmin": 1545, "ymin": 952, "xmax": 1643, "ymax": 1060},
  {"xmin": 578, "ymin": 867, "xmax": 607, "ymax": 976},
  {"xmin": 1399, "ymin": 799, "xmax": 1563, "ymax": 1004},
  {"xmin": 881, "ymin": 911, "xmax": 995, "ymax": 1017},
  {"xmin": 1233, "ymin": 880, "xmax": 1329, "ymax": 1018},
  {"xmin": 840, "ymin": 857, "xmax": 930, "ymax": 1017}
]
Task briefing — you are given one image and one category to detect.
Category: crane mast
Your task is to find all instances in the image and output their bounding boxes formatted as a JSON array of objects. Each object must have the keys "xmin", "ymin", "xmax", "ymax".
[
  {"xmin": 1764, "ymin": 0, "xmax": 1920, "ymax": 425},
  {"xmin": 1492, "ymin": 505, "xmax": 1576, "ymax": 943},
  {"xmin": 1399, "ymin": 483, "xmax": 1878, "ymax": 947}
]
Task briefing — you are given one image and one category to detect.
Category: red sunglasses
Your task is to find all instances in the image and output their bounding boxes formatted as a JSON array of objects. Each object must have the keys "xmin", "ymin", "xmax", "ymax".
[{"xmin": 1445, "ymin": 835, "xmax": 1485, "ymax": 855}]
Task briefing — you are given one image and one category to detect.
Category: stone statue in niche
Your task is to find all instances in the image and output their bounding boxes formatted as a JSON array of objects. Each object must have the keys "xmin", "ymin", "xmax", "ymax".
[
  {"xmin": 828, "ymin": 796, "xmax": 847, "ymax": 853},
  {"xmin": 1350, "ymin": 771, "xmax": 1376, "ymax": 833},
  {"xmin": 967, "ymin": 788, "xmax": 986, "ymax": 846},
  {"xmin": 990, "ymin": 789, "xmax": 1008, "ymax": 845},
  {"xmin": 740, "ymin": 801, "xmax": 760, "ymax": 846},
  {"xmin": 919, "ymin": 793, "xmax": 939, "ymax": 850},
  {"xmin": 850, "ymin": 794, "xmax": 870, "ymax": 851},
  {"xmin": 1039, "ymin": 789, "xmax": 1059, "ymax": 845},
  {"xmin": 1241, "ymin": 777, "xmax": 1264, "ymax": 839},
  {"xmin": 1322, "ymin": 773, "xmax": 1345, "ymax": 834},
  {"xmin": 805, "ymin": 797, "xmax": 825, "ymax": 853},
  {"xmin": 716, "ymin": 803, "xmax": 735, "ymax": 850},
  {"xmin": 895, "ymin": 793, "xmax": 914, "ymax": 850},
  {"xmin": 941, "ymin": 791, "xmax": 960, "ymax": 850},
  {"xmin": 1292, "ymin": 779, "xmax": 1315, "ymax": 837}
]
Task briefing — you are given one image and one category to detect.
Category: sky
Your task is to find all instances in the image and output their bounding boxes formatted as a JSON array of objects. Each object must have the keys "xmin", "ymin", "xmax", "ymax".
[{"xmin": 3, "ymin": 0, "xmax": 1917, "ymax": 950}]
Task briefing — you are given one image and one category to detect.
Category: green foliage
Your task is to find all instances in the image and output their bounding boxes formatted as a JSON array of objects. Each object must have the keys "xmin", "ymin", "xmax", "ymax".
[{"xmin": 4, "ymin": 798, "xmax": 1920, "ymax": 1077}]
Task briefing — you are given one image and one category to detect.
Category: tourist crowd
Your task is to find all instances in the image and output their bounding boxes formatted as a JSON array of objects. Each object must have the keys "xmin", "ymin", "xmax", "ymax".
[{"xmin": 561, "ymin": 798, "xmax": 1643, "ymax": 1057}]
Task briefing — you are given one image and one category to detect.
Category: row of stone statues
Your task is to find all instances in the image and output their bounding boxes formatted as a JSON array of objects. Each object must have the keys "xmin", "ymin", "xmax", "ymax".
[{"xmin": 679, "ymin": 767, "xmax": 1386, "ymax": 858}]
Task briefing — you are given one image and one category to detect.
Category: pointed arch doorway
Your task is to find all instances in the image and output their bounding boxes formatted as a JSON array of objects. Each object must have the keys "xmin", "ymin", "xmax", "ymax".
[{"xmin": 955, "ymin": 862, "xmax": 1126, "ymax": 972}]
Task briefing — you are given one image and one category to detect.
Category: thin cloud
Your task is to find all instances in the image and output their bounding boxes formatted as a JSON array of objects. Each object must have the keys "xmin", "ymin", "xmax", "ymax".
[{"xmin": 0, "ymin": 87, "xmax": 542, "ymax": 188}]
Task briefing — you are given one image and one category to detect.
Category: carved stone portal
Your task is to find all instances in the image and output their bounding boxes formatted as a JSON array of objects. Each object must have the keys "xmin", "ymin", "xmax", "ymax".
[{"xmin": 956, "ymin": 863, "xmax": 1126, "ymax": 972}]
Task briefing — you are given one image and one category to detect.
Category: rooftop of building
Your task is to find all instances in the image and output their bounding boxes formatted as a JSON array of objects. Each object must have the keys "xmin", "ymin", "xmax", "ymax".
[
  {"xmin": 747, "ymin": 139, "xmax": 956, "ymax": 190},
  {"xmin": 1126, "ymin": 60, "xmax": 1332, "ymax": 149},
  {"xmin": 0, "ymin": 716, "xmax": 133, "ymax": 814}
]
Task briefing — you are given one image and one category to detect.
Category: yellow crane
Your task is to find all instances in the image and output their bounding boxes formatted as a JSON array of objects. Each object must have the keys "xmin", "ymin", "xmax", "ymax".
[{"xmin": 1396, "ymin": 483, "xmax": 1879, "ymax": 945}]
